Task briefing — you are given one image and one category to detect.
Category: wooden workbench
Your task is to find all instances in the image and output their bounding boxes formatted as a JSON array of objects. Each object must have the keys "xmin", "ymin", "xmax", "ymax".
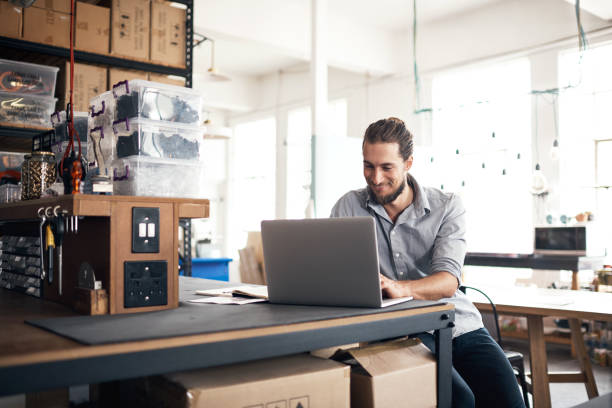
[{"xmin": 0, "ymin": 195, "xmax": 209, "ymax": 314}]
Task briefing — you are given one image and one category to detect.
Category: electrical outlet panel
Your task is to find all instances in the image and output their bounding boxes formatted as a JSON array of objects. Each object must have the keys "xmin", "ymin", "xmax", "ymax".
[
  {"xmin": 132, "ymin": 207, "xmax": 160, "ymax": 253},
  {"xmin": 124, "ymin": 261, "xmax": 167, "ymax": 308}
]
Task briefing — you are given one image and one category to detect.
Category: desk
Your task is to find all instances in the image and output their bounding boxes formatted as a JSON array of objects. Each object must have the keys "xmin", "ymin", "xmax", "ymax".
[
  {"xmin": 464, "ymin": 253, "xmax": 605, "ymax": 290},
  {"xmin": 0, "ymin": 277, "xmax": 456, "ymax": 407},
  {"xmin": 466, "ymin": 286, "xmax": 612, "ymax": 408}
]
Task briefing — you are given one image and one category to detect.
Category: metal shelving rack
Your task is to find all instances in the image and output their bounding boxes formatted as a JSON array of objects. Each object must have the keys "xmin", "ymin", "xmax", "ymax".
[
  {"xmin": 0, "ymin": 0, "xmax": 194, "ymax": 141},
  {"xmin": 0, "ymin": 0, "xmax": 196, "ymax": 274}
]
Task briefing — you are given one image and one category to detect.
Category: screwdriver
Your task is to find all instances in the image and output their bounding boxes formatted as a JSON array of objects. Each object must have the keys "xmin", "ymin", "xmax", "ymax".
[{"xmin": 45, "ymin": 224, "xmax": 55, "ymax": 284}]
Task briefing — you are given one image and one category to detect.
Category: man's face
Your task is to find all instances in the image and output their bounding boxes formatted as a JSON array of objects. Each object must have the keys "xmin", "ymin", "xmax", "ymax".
[{"xmin": 363, "ymin": 142, "xmax": 412, "ymax": 205}]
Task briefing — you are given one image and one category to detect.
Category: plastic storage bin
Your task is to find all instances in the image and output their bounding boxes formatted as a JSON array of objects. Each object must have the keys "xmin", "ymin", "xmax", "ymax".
[
  {"xmin": 0, "ymin": 184, "xmax": 21, "ymax": 203},
  {"xmin": 51, "ymin": 111, "xmax": 88, "ymax": 142},
  {"xmin": 111, "ymin": 79, "xmax": 203, "ymax": 125},
  {"xmin": 183, "ymin": 258, "xmax": 232, "ymax": 281},
  {"xmin": 0, "ymin": 92, "xmax": 57, "ymax": 127},
  {"xmin": 112, "ymin": 156, "xmax": 206, "ymax": 198},
  {"xmin": 112, "ymin": 118, "xmax": 204, "ymax": 160},
  {"xmin": 0, "ymin": 58, "xmax": 59, "ymax": 96}
]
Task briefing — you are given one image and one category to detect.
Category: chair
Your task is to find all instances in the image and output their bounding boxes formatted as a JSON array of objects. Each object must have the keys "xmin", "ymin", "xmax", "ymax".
[{"xmin": 460, "ymin": 285, "xmax": 531, "ymax": 408}]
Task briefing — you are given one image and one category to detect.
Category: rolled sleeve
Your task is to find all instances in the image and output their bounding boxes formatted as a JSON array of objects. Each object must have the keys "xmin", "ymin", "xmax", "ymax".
[{"xmin": 430, "ymin": 194, "xmax": 467, "ymax": 282}]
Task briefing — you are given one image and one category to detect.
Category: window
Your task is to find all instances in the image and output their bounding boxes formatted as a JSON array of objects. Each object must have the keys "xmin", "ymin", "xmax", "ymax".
[
  {"xmin": 228, "ymin": 117, "xmax": 276, "ymax": 255},
  {"xmin": 286, "ymin": 99, "xmax": 358, "ymax": 218},
  {"xmin": 559, "ymin": 43, "xmax": 612, "ymax": 253},
  {"xmin": 428, "ymin": 58, "xmax": 532, "ymax": 253}
]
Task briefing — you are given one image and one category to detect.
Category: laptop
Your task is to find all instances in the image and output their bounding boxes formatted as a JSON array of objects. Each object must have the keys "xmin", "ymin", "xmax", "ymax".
[{"xmin": 261, "ymin": 217, "xmax": 413, "ymax": 308}]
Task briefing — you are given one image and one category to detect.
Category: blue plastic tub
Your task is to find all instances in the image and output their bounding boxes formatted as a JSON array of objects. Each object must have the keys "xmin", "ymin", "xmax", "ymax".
[{"xmin": 182, "ymin": 258, "xmax": 232, "ymax": 281}]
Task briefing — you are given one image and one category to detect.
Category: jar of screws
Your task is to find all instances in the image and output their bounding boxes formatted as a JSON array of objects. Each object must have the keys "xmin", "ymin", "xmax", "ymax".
[{"xmin": 20, "ymin": 151, "xmax": 57, "ymax": 200}]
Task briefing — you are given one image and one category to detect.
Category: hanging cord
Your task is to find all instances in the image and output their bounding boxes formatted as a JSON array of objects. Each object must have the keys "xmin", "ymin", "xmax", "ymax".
[{"xmin": 60, "ymin": 0, "xmax": 82, "ymax": 177}]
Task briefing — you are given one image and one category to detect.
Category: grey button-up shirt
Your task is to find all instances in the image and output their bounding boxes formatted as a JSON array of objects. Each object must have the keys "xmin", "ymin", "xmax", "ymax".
[{"xmin": 330, "ymin": 176, "xmax": 483, "ymax": 338}]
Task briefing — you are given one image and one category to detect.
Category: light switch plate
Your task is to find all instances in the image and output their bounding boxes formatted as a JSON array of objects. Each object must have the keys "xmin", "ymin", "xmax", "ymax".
[{"xmin": 132, "ymin": 207, "xmax": 160, "ymax": 253}]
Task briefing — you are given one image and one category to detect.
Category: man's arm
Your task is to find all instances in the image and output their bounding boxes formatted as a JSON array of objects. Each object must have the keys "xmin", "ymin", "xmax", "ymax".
[{"xmin": 380, "ymin": 271, "xmax": 458, "ymax": 300}]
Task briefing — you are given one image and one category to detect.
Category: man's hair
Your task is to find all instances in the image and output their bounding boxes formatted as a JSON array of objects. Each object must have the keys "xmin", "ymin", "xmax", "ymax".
[{"xmin": 362, "ymin": 117, "xmax": 414, "ymax": 161}]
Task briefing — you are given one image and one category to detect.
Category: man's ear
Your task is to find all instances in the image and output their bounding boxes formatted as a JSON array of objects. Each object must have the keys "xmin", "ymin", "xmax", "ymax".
[{"xmin": 404, "ymin": 156, "xmax": 413, "ymax": 172}]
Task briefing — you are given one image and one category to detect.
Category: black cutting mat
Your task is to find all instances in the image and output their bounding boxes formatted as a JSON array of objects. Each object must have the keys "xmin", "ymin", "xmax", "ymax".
[{"xmin": 26, "ymin": 277, "xmax": 443, "ymax": 345}]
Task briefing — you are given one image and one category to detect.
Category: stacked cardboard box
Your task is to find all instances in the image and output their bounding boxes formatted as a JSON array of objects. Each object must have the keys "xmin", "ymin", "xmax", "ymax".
[
  {"xmin": 150, "ymin": 1, "xmax": 186, "ymax": 68},
  {"xmin": 111, "ymin": 0, "xmax": 150, "ymax": 60},
  {"xmin": 60, "ymin": 62, "xmax": 107, "ymax": 113},
  {"xmin": 75, "ymin": 1, "xmax": 110, "ymax": 55},
  {"xmin": 0, "ymin": 1, "xmax": 23, "ymax": 39},
  {"xmin": 23, "ymin": 0, "xmax": 70, "ymax": 48}
]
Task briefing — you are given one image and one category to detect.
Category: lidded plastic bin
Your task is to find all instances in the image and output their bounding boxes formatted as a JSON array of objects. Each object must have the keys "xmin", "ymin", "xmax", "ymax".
[
  {"xmin": 0, "ymin": 92, "xmax": 57, "ymax": 127},
  {"xmin": 0, "ymin": 58, "xmax": 59, "ymax": 96},
  {"xmin": 111, "ymin": 79, "xmax": 203, "ymax": 125},
  {"xmin": 112, "ymin": 156, "xmax": 206, "ymax": 199},
  {"xmin": 51, "ymin": 110, "xmax": 88, "ymax": 142},
  {"xmin": 86, "ymin": 125, "xmax": 115, "ymax": 177},
  {"xmin": 111, "ymin": 118, "xmax": 204, "ymax": 160}
]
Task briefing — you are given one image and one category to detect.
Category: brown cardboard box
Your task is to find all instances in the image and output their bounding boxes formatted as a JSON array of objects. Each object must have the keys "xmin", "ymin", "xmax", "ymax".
[
  {"xmin": 61, "ymin": 62, "xmax": 107, "ymax": 112},
  {"xmin": 125, "ymin": 354, "xmax": 350, "ymax": 408},
  {"xmin": 111, "ymin": 0, "xmax": 150, "ymax": 60},
  {"xmin": 108, "ymin": 68, "xmax": 148, "ymax": 89},
  {"xmin": 334, "ymin": 338, "xmax": 436, "ymax": 408},
  {"xmin": 0, "ymin": 1, "xmax": 23, "ymax": 39},
  {"xmin": 23, "ymin": 7, "xmax": 70, "ymax": 48},
  {"xmin": 75, "ymin": 2, "xmax": 110, "ymax": 55},
  {"xmin": 150, "ymin": 1, "xmax": 185, "ymax": 67},
  {"xmin": 148, "ymin": 73, "xmax": 185, "ymax": 87},
  {"xmin": 32, "ymin": 0, "xmax": 71, "ymax": 13}
]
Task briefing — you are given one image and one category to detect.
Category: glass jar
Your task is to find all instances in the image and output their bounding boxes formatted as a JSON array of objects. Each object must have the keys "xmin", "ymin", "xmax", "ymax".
[{"xmin": 21, "ymin": 152, "xmax": 56, "ymax": 200}]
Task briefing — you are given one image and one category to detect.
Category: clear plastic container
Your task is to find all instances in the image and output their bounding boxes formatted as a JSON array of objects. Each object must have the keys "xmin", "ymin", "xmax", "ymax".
[
  {"xmin": 0, "ymin": 184, "xmax": 21, "ymax": 203},
  {"xmin": 87, "ymin": 125, "xmax": 115, "ymax": 178},
  {"xmin": 112, "ymin": 118, "xmax": 204, "ymax": 161},
  {"xmin": 0, "ymin": 91, "xmax": 57, "ymax": 127},
  {"xmin": 51, "ymin": 110, "xmax": 88, "ymax": 142},
  {"xmin": 0, "ymin": 58, "xmax": 59, "ymax": 97},
  {"xmin": 111, "ymin": 79, "xmax": 203, "ymax": 125},
  {"xmin": 112, "ymin": 156, "xmax": 206, "ymax": 198}
]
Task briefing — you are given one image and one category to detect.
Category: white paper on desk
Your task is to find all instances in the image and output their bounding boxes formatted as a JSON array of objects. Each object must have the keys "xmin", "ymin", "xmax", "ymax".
[
  {"xmin": 196, "ymin": 285, "xmax": 268, "ymax": 299},
  {"xmin": 188, "ymin": 296, "xmax": 267, "ymax": 305}
]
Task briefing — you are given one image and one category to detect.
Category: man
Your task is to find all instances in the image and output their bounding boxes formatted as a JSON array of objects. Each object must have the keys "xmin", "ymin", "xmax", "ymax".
[{"xmin": 330, "ymin": 117, "xmax": 525, "ymax": 408}]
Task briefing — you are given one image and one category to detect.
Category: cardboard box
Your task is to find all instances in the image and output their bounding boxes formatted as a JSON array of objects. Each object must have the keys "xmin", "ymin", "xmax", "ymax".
[
  {"xmin": 108, "ymin": 68, "xmax": 148, "ymax": 89},
  {"xmin": 75, "ymin": 2, "xmax": 110, "ymax": 55},
  {"xmin": 0, "ymin": 1, "xmax": 23, "ymax": 39},
  {"xmin": 111, "ymin": 0, "xmax": 150, "ymax": 60},
  {"xmin": 148, "ymin": 73, "xmax": 185, "ymax": 87},
  {"xmin": 32, "ymin": 0, "xmax": 71, "ymax": 13},
  {"xmin": 333, "ymin": 338, "xmax": 436, "ymax": 408},
  {"xmin": 61, "ymin": 62, "xmax": 107, "ymax": 112},
  {"xmin": 23, "ymin": 7, "xmax": 70, "ymax": 48},
  {"xmin": 150, "ymin": 1, "xmax": 185, "ymax": 68},
  {"xmin": 125, "ymin": 354, "xmax": 350, "ymax": 408}
]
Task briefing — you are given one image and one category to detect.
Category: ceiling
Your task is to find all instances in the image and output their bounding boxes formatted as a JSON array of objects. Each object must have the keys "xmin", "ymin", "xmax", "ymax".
[{"xmin": 192, "ymin": 0, "xmax": 612, "ymax": 80}]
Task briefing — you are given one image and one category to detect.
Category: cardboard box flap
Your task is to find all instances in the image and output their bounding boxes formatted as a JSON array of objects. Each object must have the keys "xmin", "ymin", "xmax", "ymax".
[
  {"xmin": 344, "ymin": 338, "xmax": 435, "ymax": 377},
  {"xmin": 165, "ymin": 354, "xmax": 347, "ymax": 390}
]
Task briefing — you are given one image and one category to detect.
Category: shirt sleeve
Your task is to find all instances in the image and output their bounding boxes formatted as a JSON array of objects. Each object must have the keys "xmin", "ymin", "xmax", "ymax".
[
  {"xmin": 430, "ymin": 193, "xmax": 467, "ymax": 283},
  {"xmin": 329, "ymin": 191, "xmax": 355, "ymax": 218}
]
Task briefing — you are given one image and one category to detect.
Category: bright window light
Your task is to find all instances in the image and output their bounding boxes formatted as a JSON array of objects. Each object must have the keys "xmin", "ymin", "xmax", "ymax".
[{"xmin": 427, "ymin": 58, "xmax": 532, "ymax": 253}]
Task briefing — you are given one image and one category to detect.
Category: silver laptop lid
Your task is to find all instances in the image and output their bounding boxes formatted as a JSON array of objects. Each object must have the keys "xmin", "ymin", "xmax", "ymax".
[{"xmin": 261, "ymin": 217, "xmax": 385, "ymax": 307}]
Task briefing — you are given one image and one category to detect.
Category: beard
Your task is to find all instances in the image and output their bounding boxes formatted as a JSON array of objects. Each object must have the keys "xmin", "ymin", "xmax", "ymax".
[{"xmin": 367, "ymin": 179, "xmax": 406, "ymax": 205}]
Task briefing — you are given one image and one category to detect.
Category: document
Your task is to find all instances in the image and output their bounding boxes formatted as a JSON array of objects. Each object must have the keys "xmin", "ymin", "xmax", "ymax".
[
  {"xmin": 188, "ymin": 296, "xmax": 266, "ymax": 305},
  {"xmin": 195, "ymin": 285, "xmax": 269, "ymax": 299}
]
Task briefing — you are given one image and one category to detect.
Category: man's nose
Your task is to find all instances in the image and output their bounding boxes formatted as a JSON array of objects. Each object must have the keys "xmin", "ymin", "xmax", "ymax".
[{"xmin": 372, "ymin": 169, "xmax": 384, "ymax": 184}]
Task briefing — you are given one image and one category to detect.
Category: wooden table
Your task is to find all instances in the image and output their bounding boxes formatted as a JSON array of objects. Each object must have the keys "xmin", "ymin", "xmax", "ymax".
[
  {"xmin": 466, "ymin": 286, "xmax": 612, "ymax": 408},
  {"xmin": 0, "ymin": 277, "xmax": 456, "ymax": 407}
]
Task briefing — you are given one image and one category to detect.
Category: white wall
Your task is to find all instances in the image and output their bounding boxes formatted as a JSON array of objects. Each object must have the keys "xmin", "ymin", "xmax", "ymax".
[{"xmin": 193, "ymin": 0, "xmax": 612, "ymax": 279}]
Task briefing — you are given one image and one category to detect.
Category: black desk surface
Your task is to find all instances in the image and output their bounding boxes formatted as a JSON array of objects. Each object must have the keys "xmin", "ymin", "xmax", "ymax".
[
  {"xmin": 1, "ymin": 277, "xmax": 455, "ymax": 398},
  {"xmin": 464, "ymin": 252, "xmax": 605, "ymax": 271}
]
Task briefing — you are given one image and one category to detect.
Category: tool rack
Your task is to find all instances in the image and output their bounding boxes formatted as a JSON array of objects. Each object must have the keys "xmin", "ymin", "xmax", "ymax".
[{"xmin": 0, "ymin": 194, "xmax": 208, "ymax": 314}]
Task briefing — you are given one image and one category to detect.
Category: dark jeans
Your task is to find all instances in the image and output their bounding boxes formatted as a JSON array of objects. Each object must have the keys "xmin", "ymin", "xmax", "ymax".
[{"xmin": 417, "ymin": 328, "xmax": 526, "ymax": 408}]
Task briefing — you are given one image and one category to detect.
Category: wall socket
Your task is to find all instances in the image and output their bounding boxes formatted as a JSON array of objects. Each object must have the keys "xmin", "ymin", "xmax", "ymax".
[
  {"xmin": 132, "ymin": 207, "xmax": 160, "ymax": 253},
  {"xmin": 124, "ymin": 261, "xmax": 167, "ymax": 308}
]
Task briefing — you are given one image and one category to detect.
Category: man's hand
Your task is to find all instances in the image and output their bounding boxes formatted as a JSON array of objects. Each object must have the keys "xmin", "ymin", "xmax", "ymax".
[
  {"xmin": 380, "ymin": 271, "xmax": 458, "ymax": 300},
  {"xmin": 380, "ymin": 273, "xmax": 410, "ymax": 299}
]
